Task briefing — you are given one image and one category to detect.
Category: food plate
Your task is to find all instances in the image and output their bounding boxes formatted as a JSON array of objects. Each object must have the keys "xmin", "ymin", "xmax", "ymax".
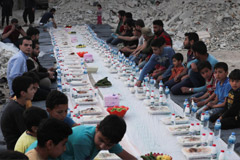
[
  {"xmin": 136, "ymin": 93, "xmax": 145, "ymax": 100},
  {"xmin": 167, "ymin": 124, "xmax": 190, "ymax": 135},
  {"xmin": 161, "ymin": 116, "xmax": 189, "ymax": 125},
  {"xmin": 148, "ymin": 106, "xmax": 171, "ymax": 115},
  {"xmin": 182, "ymin": 146, "xmax": 212, "ymax": 160},
  {"xmin": 94, "ymin": 151, "xmax": 121, "ymax": 160},
  {"xmin": 75, "ymin": 97, "xmax": 98, "ymax": 105},
  {"xmin": 177, "ymin": 136, "xmax": 201, "ymax": 146},
  {"xmin": 109, "ymin": 68, "xmax": 118, "ymax": 74},
  {"xmin": 81, "ymin": 115, "xmax": 105, "ymax": 124},
  {"xmin": 70, "ymin": 80, "xmax": 89, "ymax": 86},
  {"xmin": 79, "ymin": 107, "xmax": 102, "ymax": 115}
]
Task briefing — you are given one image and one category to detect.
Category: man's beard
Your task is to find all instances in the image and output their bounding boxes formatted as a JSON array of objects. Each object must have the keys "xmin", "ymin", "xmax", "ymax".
[{"xmin": 184, "ymin": 43, "xmax": 191, "ymax": 49}]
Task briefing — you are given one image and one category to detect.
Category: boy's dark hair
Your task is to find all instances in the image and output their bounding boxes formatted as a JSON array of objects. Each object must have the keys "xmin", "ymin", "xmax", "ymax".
[
  {"xmin": 23, "ymin": 107, "xmax": 48, "ymax": 132},
  {"xmin": 97, "ymin": 4, "xmax": 102, "ymax": 8},
  {"xmin": 98, "ymin": 115, "xmax": 126, "ymax": 144},
  {"xmin": 153, "ymin": 20, "xmax": 164, "ymax": 27},
  {"xmin": 11, "ymin": 18, "xmax": 18, "ymax": 24},
  {"xmin": 229, "ymin": 69, "xmax": 240, "ymax": 81},
  {"xmin": 172, "ymin": 53, "xmax": 183, "ymax": 62},
  {"xmin": 19, "ymin": 36, "xmax": 32, "ymax": 45},
  {"xmin": 12, "ymin": 76, "xmax": 33, "ymax": 98},
  {"xmin": 32, "ymin": 40, "xmax": 39, "ymax": 49},
  {"xmin": 197, "ymin": 61, "xmax": 212, "ymax": 72},
  {"xmin": 214, "ymin": 62, "xmax": 228, "ymax": 72},
  {"xmin": 50, "ymin": 8, "xmax": 56, "ymax": 13},
  {"xmin": 185, "ymin": 32, "xmax": 199, "ymax": 42},
  {"xmin": 26, "ymin": 27, "xmax": 40, "ymax": 37},
  {"xmin": 37, "ymin": 118, "xmax": 72, "ymax": 148},
  {"xmin": 151, "ymin": 37, "xmax": 165, "ymax": 47},
  {"xmin": 118, "ymin": 10, "xmax": 125, "ymax": 17},
  {"xmin": 46, "ymin": 90, "xmax": 68, "ymax": 110},
  {"xmin": 0, "ymin": 150, "xmax": 28, "ymax": 160},
  {"xmin": 125, "ymin": 12, "xmax": 132, "ymax": 19},
  {"xmin": 23, "ymin": 72, "xmax": 40, "ymax": 84},
  {"xmin": 124, "ymin": 19, "xmax": 134, "ymax": 28},
  {"xmin": 192, "ymin": 41, "xmax": 207, "ymax": 55},
  {"xmin": 135, "ymin": 19, "xmax": 145, "ymax": 28}
]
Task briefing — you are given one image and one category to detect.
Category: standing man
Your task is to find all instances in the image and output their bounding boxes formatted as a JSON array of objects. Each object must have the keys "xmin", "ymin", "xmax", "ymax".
[
  {"xmin": 7, "ymin": 36, "xmax": 33, "ymax": 96},
  {"xmin": 23, "ymin": 0, "xmax": 36, "ymax": 26},
  {"xmin": 0, "ymin": 0, "xmax": 14, "ymax": 28}
]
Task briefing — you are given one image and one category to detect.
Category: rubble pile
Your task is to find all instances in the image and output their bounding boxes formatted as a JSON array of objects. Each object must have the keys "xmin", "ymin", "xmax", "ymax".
[{"xmin": 54, "ymin": 0, "xmax": 240, "ymax": 50}]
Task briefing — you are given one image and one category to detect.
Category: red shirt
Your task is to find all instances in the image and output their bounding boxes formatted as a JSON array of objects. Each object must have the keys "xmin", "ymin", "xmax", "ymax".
[
  {"xmin": 2, "ymin": 25, "xmax": 20, "ymax": 43},
  {"xmin": 154, "ymin": 30, "xmax": 172, "ymax": 47}
]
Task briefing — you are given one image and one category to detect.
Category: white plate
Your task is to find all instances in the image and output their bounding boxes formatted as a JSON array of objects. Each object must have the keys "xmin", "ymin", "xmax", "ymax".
[
  {"xmin": 136, "ymin": 93, "xmax": 145, "ymax": 100},
  {"xmin": 94, "ymin": 151, "xmax": 121, "ymax": 160},
  {"xmin": 182, "ymin": 146, "xmax": 212, "ymax": 160},
  {"xmin": 79, "ymin": 107, "xmax": 102, "ymax": 115},
  {"xmin": 109, "ymin": 69, "xmax": 118, "ymax": 74},
  {"xmin": 70, "ymin": 81, "xmax": 89, "ymax": 86},
  {"xmin": 75, "ymin": 97, "xmax": 98, "ymax": 105},
  {"xmin": 161, "ymin": 116, "xmax": 189, "ymax": 125},
  {"xmin": 81, "ymin": 115, "xmax": 105, "ymax": 124},
  {"xmin": 177, "ymin": 136, "xmax": 201, "ymax": 146},
  {"xmin": 148, "ymin": 106, "xmax": 171, "ymax": 115},
  {"xmin": 167, "ymin": 124, "xmax": 190, "ymax": 135}
]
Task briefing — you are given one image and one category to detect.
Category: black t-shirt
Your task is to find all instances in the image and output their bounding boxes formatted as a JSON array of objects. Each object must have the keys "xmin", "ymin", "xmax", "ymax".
[
  {"xmin": 40, "ymin": 12, "xmax": 54, "ymax": 24},
  {"xmin": 1, "ymin": 100, "xmax": 26, "ymax": 150}
]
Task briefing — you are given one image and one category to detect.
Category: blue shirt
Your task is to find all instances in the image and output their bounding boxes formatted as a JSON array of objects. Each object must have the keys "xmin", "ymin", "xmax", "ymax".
[
  {"xmin": 139, "ymin": 47, "xmax": 175, "ymax": 81},
  {"xmin": 64, "ymin": 117, "xmax": 75, "ymax": 127},
  {"xmin": 7, "ymin": 50, "xmax": 29, "ymax": 96},
  {"xmin": 26, "ymin": 126, "xmax": 123, "ymax": 160},
  {"xmin": 214, "ymin": 78, "xmax": 232, "ymax": 104},
  {"xmin": 187, "ymin": 54, "xmax": 218, "ymax": 69}
]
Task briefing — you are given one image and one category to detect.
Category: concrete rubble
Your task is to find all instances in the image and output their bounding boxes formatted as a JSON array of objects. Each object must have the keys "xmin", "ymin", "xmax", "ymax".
[{"xmin": 52, "ymin": 0, "xmax": 240, "ymax": 51}]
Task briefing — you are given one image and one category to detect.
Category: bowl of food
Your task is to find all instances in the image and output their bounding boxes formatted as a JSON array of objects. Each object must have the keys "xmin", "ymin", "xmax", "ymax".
[
  {"xmin": 141, "ymin": 152, "xmax": 172, "ymax": 160},
  {"xmin": 107, "ymin": 106, "xmax": 129, "ymax": 117}
]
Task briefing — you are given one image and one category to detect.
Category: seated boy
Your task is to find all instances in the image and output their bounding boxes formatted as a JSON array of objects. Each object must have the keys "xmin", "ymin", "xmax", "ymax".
[
  {"xmin": 1, "ymin": 76, "xmax": 35, "ymax": 150},
  {"xmin": 197, "ymin": 62, "xmax": 232, "ymax": 118},
  {"xmin": 46, "ymin": 90, "xmax": 77, "ymax": 127},
  {"xmin": 163, "ymin": 53, "xmax": 185, "ymax": 86},
  {"xmin": 14, "ymin": 107, "xmax": 48, "ymax": 153},
  {"xmin": 136, "ymin": 37, "xmax": 175, "ymax": 87},
  {"xmin": 191, "ymin": 61, "xmax": 217, "ymax": 108},
  {"xmin": 61, "ymin": 115, "xmax": 136, "ymax": 159},
  {"xmin": 211, "ymin": 69, "xmax": 240, "ymax": 128},
  {"xmin": 25, "ymin": 118, "xmax": 72, "ymax": 159}
]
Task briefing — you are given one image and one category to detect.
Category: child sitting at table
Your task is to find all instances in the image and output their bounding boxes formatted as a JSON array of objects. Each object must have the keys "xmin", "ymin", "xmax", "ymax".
[
  {"xmin": 25, "ymin": 118, "xmax": 72, "ymax": 159},
  {"xmin": 46, "ymin": 90, "xmax": 78, "ymax": 127},
  {"xmin": 196, "ymin": 62, "xmax": 232, "ymax": 118},
  {"xmin": 163, "ymin": 53, "xmax": 185, "ymax": 86},
  {"xmin": 212, "ymin": 69, "xmax": 240, "ymax": 128},
  {"xmin": 14, "ymin": 107, "xmax": 48, "ymax": 153},
  {"xmin": 191, "ymin": 61, "xmax": 217, "ymax": 108}
]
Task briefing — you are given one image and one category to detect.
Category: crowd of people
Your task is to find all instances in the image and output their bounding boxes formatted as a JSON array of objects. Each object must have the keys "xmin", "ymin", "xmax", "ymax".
[{"xmin": 0, "ymin": 4, "xmax": 240, "ymax": 160}]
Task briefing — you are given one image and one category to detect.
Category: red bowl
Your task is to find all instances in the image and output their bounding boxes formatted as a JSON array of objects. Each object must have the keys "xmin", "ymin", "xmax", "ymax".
[{"xmin": 107, "ymin": 106, "xmax": 129, "ymax": 117}]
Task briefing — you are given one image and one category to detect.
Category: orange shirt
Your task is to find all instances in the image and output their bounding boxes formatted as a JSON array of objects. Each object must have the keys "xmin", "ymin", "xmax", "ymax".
[{"xmin": 168, "ymin": 66, "xmax": 185, "ymax": 80}]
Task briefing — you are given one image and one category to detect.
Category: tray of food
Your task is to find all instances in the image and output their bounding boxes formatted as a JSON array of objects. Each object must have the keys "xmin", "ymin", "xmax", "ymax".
[
  {"xmin": 182, "ymin": 146, "xmax": 212, "ymax": 160},
  {"xmin": 177, "ymin": 136, "xmax": 201, "ymax": 146},
  {"xmin": 136, "ymin": 93, "xmax": 146, "ymax": 100},
  {"xmin": 94, "ymin": 151, "xmax": 121, "ymax": 160},
  {"xmin": 161, "ymin": 116, "xmax": 189, "ymax": 125},
  {"xmin": 70, "ymin": 80, "xmax": 89, "ymax": 86},
  {"xmin": 81, "ymin": 115, "xmax": 105, "ymax": 124},
  {"xmin": 79, "ymin": 107, "xmax": 102, "ymax": 115},
  {"xmin": 167, "ymin": 124, "xmax": 190, "ymax": 135},
  {"xmin": 75, "ymin": 97, "xmax": 98, "ymax": 105},
  {"xmin": 148, "ymin": 106, "xmax": 171, "ymax": 115}
]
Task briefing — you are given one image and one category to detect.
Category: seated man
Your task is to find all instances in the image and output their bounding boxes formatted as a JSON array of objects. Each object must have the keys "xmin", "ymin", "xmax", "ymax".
[
  {"xmin": 39, "ymin": 8, "xmax": 57, "ymax": 30},
  {"xmin": 27, "ymin": 40, "xmax": 55, "ymax": 89},
  {"xmin": 7, "ymin": 36, "xmax": 32, "ymax": 96},
  {"xmin": 27, "ymin": 115, "xmax": 136, "ymax": 159},
  {"xmin": 26, "ymin": 27, "xmax": 40, "ymax": 41},
  {"xmin": 136, "ymin": 37, "xmax": 175, "ymax": 87},
  {"xmin": 1, "ymin": 18, "xmax": 27, "ymax": 46},
  {"xmin": 25, "ymin": 118, "xmax": 72, "ymax": 159},
  {"xmin": 1, "ymin": 76, "xmax": 35, "ymax": 150}
]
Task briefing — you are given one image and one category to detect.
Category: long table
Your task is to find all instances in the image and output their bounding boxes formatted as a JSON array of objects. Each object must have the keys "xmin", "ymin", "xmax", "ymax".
[{"xmin": 50, "ymin": 25, "xmax": 240, "ymax": 160}]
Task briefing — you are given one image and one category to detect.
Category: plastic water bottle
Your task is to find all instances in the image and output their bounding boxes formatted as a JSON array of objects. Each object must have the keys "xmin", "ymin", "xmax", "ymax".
[
  {"xmin": 171, "ymin": 113, "xmax": 176, "ymax": 125},
  {"xmin": 149, "ymin": 77, "xmax": 154, "ymax": 89},
  {"xmin": 183, "ymin": 99, "xmax": 189, "ymax": 112},
  {"xmin": 200, "ymin": 113, "xmax": 205, "ymax": 127},
  {"xmin": 159, "ymin": 80, "xmax": 163, "ymax": 89},
  {"xmin": 214, "ymin": 119, "xmax": 221, "ymax": 139},
  {"xmin": 189, "ymin": 123, "xmax": 195, "ymax": 136},
  {"xmin": 191, "ymin": 103, "xmax": 198, "ymax": 120},
  {"xmin": 83, "ymin": 69, "xmax": 88, "ymax": 81},
  {"xmin": 165, "ymin": 86, "xmax": 170, "ymax": 100},
  {"xmin": 227, "ymin": 132, "xmax": 236, "ymax": 153},
  {"xmin": 201, "ymin": 133, "xmax": 207, "ymax": 146},
  {"xmin": 159, "ymin": 94, "xmax": 163, "ymax": 106},
  {"xmin": 204, "ymin": 111, "xmax": 210, "ymax": 129},
  {"xmin": 211, "ymin": 144, "xmax": 217, "ymax": 160},
  {"xmin": 208, "ymin": 132, "xmax": 214, "ymax": 146},
  {"xmin": 184, "ymin": 104, "xmax": 190, "ymax": 117},
  {"xmin": 195, "ymin": 123, "xmax": 201, "ymax": 135},
  {"xmin": 218, "ymin": 150, "xmax": 225, "ymax": 160}
]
